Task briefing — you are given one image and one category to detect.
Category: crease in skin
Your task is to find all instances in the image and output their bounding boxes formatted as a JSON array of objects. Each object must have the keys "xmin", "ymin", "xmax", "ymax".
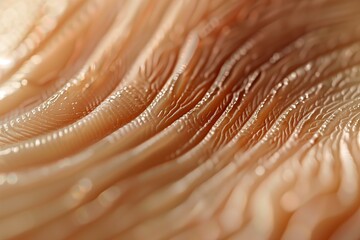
[{"xmin": 0, "ymin": 0, "xmax": 360, "ymax": 239}]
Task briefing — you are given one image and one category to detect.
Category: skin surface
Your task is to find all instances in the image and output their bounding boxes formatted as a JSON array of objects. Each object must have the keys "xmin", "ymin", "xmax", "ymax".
[{"xmin": 0, "ymin": 0, "xmax": 360, "ymax": 239}]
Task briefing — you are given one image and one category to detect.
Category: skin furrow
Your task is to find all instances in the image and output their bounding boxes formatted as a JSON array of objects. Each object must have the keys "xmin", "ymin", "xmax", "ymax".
[{"xmin": 0, "ymin": 0, "xmax": 359, "ymax": 239}]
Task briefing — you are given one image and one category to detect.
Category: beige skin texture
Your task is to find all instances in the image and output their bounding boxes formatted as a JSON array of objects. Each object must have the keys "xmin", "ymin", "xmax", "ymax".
[{"xmin": 0, "ymin": 0, "xmax": 360, "ymax": 239}]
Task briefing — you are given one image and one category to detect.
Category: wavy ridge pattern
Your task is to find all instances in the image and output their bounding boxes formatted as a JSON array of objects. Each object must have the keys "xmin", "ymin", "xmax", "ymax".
[{"xmin": 0, "ymin": 0, "xmax": 360, "ymax": 239}]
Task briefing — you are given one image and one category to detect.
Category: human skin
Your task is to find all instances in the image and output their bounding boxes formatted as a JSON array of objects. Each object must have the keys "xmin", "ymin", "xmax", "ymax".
[{"xmin": 0, "ymin": 0, "xmax": 360, "ymax": 239}]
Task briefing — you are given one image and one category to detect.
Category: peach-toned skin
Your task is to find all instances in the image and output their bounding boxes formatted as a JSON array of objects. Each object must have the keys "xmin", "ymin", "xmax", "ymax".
[{"xmin": 0, "ymin": 0, "xmax": 360, "ymax": 239}]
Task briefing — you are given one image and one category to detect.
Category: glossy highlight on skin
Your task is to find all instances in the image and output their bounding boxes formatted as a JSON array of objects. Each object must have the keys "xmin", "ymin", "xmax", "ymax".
[{"xmin": 0, "ymin": 0, "xmax": 360, "ymax": 239}]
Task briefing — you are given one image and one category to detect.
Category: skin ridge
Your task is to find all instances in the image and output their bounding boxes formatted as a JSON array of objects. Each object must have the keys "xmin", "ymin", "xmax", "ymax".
[{"xmin": 0, "ymin": 0, "xmax": 360, "ymax": 239}]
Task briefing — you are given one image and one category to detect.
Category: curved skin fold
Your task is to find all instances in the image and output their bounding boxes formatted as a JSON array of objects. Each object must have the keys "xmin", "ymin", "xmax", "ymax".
[{"xmin": 0, "ymin": 0, "xmax": 360, "ymax": 239}]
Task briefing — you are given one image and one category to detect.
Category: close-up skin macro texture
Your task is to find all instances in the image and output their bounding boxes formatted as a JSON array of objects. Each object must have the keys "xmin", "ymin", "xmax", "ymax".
[{"xmin": 0, "ymin": 0, "xmax": 360, "ymax": 239}]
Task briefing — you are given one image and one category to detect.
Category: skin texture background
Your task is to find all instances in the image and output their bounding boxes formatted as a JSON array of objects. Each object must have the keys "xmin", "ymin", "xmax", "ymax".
[{"xmin": 0, "ymin": 0, "xmax": 360, "ymax": 239}]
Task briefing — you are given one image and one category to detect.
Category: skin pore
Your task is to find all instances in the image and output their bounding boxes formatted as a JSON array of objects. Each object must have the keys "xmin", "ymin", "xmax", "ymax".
[{"xmin": 0, "ymin": 0, "xmax": 360, "ymax": 239}]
